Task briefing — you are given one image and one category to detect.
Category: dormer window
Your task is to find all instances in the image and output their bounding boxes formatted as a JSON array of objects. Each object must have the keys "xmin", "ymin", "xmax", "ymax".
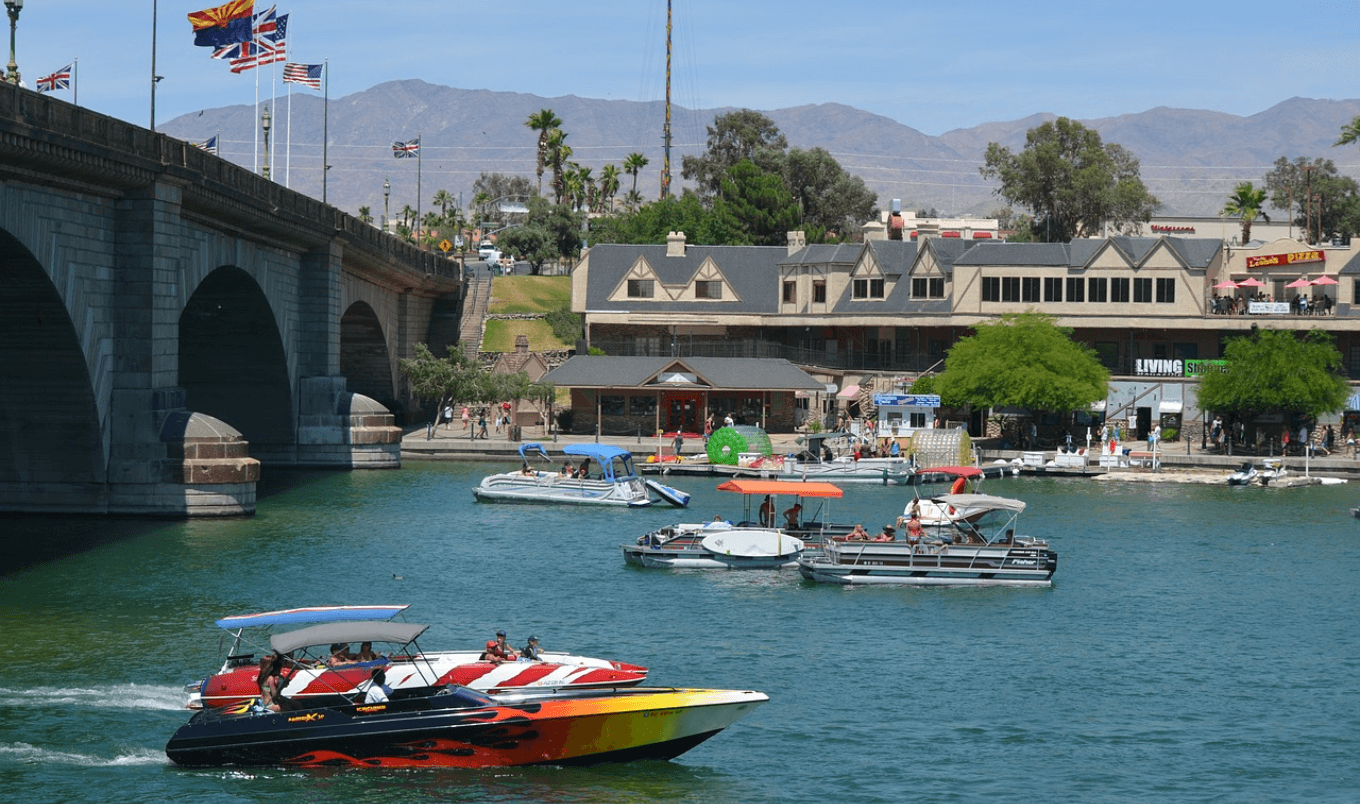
[
  {"xmin": 853, "ymin": 278, "xmax": 885, "ymax": 299},
  {"xmin": 627, "ymin": 279, "xmax": 655, "ymax": 298},
  {"xmin": 695, "ymin": 280, "xmax": 722, "ymax": 299}
]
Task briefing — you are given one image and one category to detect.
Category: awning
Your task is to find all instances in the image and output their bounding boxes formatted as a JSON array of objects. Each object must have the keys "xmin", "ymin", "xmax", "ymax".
[
  {"xmin": 717, "ymin": 479, "xmax": 844, "ymax": 498},
  {"xmin": 837, "ymin": 384, "xmax": 861, "ymax": 398},
  {"xmin": 1347, "ymin": 393, "xmax": 1360, "ymax": 410},
  {"xmin": 1159, "ymin": 400, "xmax": 1183, "ymax": 414},
  {"xmin": 972, "ymin": 232, "xmax": 993, "ymax": 239}
]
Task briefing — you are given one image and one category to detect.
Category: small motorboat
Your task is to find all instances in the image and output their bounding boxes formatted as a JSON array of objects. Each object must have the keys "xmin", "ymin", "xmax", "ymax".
[
  {"xmin": 186, "ymin": 606, "xmax": 649, "ymax": 710},
  {"xmin": 904, "ymin": 466, "xmax": 989, "ymax": 526},
  {"xmin": 622, "ymin": 479, "xmax": 849, "ymax": 569},
  {"xmin": 472, "ymin": 443, "xmax": 689, "ymax": 507},
  {"xmin": 798, "ymin": 493, "xmax": 1057, "ymax": 587},
  {"xmin": 167, "ymin": 627, "xmax": 766, "ymax": 769},
  {"xmin": 767, "ymin": 432, "xmax": 914, "ymax": 485},
  {"xmin": 1226, "ymin": 461, "xmax": 1257, "ymax": 486}
]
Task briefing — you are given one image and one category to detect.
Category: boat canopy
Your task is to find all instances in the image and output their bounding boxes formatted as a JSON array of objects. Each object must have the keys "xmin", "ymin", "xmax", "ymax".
[
  {"xmin": 269, "ymin": 621, "xmax": 430, "ymax": 655},
  {"xmin": 216, "ymin": 605, "xmax": 410, "ymax": 630},
  {"xmin": 563, "ymin": 444, "xmax": 633, "ymax": 462},
  {"xmin": 518, "ymin": 443, "xmax": 550, "ymax": 461},
  {"xmin": 716, "ymin": 479, "xmax": 844, "ymax": 498},
  {"xmin": 917, "ymin": 466, "xmax": 983, "ymax": 479},
  {"xmin": 936, "ymin": 493, "xmax": 1026, "ymax": 514}
]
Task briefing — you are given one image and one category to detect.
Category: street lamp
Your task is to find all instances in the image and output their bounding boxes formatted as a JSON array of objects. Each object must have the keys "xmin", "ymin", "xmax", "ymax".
[
  {"xmin": 383, "ymin": 178, "xmax": 391, "ymax": 232},
  {"xmin": 4, "ymin": 0, "xmax": 22, "ymax": 86},
  {"xmin": 260, "ymin": 105, "xmax": 272, "ymax": 180}
]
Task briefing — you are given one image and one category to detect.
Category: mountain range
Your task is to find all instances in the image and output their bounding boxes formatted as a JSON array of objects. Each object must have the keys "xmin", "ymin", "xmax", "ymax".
[{"xmin": 159, "ymin": 80, "xmax": 1360, "ymax": 223}]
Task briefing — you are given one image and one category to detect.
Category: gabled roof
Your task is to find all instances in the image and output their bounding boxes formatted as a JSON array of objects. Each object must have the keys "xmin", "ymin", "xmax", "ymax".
[
  {"xmin": 543, "ymin": 356, "xmax": 824, "ymax": 391},
  {"xmin": 779, "ymin": 243, "xmax": 862, "ymax": 267},
  {"xmin": 584, "ymin": 243, "xmax": 785, "ymax": 313},
  {"xmin": 954, "ymin": 241, "xmax": 1072, "ymax": 267}
]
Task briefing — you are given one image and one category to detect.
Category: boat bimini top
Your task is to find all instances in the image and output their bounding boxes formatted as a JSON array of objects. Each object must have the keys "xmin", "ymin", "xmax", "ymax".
[
  {"xmin": 563, "ymin": 443, "xmax": 638, "ymax": 482},
  {"xmin": 269, "ymin": 621, "xmax": 430, "ymax": 655},
  {"xmin": 216, "ymin": 605, "xmax": 411, "ymax": 631}
]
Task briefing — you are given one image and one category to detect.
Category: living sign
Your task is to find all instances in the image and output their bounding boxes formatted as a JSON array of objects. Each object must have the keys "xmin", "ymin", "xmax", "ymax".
[{"xmin": 1134, "ymin": 359, "xmax": 1184, "ymax": 377}]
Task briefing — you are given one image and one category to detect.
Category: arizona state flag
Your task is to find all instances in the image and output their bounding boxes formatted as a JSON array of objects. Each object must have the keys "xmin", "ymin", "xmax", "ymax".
[{"xmin": 188, "ymin": 1, "xmax": 254, "ymax": 48}]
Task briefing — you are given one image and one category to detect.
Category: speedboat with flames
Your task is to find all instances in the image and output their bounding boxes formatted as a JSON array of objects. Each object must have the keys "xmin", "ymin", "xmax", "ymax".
[
  {"xmin": 798, "ymin": 493, "xmax": 1057, "ymax": 587},
  {"xmin": 622, "ymin": 479, "xmax": 849, "ymax": 569},
  {"xmin": 186, "ymin": 606, "xmax": 648, "ymax": 710},
  {"xmin": 166, "ymin": 624, "xmax": 766, "ymax": 769},
  {"xmin": 472, "ymin": 443, "xmax": 690, "ymax": 507}
]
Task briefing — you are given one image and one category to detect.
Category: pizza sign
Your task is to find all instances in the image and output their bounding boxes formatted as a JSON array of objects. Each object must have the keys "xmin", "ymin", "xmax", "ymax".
[{"xmin": 1245, "ymin": 250, "xmax": 1324, "ymax": 269}]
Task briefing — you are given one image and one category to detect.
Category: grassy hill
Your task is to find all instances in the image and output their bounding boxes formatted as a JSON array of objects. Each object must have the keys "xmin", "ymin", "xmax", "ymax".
[{"xmin": 482, "ymin": 276, "xmax": 574, "ymax": 351}]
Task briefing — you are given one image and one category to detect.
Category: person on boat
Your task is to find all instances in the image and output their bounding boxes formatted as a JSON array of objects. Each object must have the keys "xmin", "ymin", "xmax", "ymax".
[
  {"xmin": 759, "ymin": 495, "xmax": 776, "ymax": 527},
  {"xmin": 363, "ymin": 668, "xmax": 392, "ymax": 704},
  {"xmin": 520, "ymin": 462, "xmax": 535, "ymax": 477},
  {"xmin": 783, "ymin": 503, "xmax": 802, "ymax": 529},
  {"xmin": 873, "ymin": 524, "xmax": 896, "ymax": 542},
  {"xmin": 328, "ymin": 643, "xmax": 355, "ymax": 666},
  {"xmin": 355, "ymin": 641, "xmax": 382, "ymax": 662},
  {"xmin": 256, "ymin": 653, "xmax": 290, "ymax": 712},
  {"xmin": 560, "ymin": 460, "xmax": 575, "ymax": 478},
  {"xmin": 481, "ymin": 630, "xmax": 518, "ymax": 663},
  {"xmin": 847, "ymin": 523, "xmax": 869, "ymax": 540},
  {"xmin": 521, "ymin": 635, "xmax": 544, "ymax": 661},
  {"xmin": 705, "ymin": 515, "xmax": 731, "ymax": 529},
  {"xmin": 577, "ymin": 458, "xmax": 591, "ymax": 479},
  {"xmin": 905, "ymin": 513, "xmax": 926, "ymax": 543}
]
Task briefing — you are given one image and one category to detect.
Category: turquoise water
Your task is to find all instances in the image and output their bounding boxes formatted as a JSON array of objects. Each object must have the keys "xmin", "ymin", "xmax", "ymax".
[{"xmin": 2, "ymin": 463, "xmax": 1359, "ymax": 802}]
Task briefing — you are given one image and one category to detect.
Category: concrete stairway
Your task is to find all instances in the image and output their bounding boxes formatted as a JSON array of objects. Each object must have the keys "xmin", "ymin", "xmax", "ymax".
[{"xmin": 457, "ymin": 276, "xmax": 492, "ymax": 357}]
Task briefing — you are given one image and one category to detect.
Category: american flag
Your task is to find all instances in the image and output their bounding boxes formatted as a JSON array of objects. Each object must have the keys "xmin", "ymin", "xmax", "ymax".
[
  {"xmin": 195, "ymin": 136, "xmax": 219, "ymax": 155},
  {"xmin": 212, "ymin": 7, "xmax": 288, "ymax": 73},
  {"xmin": 393, "ymin": 137, "xmax": 420, "ymax": 158},
  {"xmin": 283, "ymin": 62, "xmax": 323, "ymax": 90},
  {"xmin": 36, "ymin": 64, "xmax": 72, "ymax": 94}
]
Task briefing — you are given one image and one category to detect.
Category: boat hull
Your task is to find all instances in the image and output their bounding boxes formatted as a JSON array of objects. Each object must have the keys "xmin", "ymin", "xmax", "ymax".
[
  {"xmin": 798, "ymin": 542, "xmax": 1057, "ymax": 587},
  {"xmin": 622, "ymin": 544, "xmax": 800, "ymax": 570},
  {"xmin": 472, "ymin": 474, "xmax": 652, "ymax": 506},
  {"xmin": 166, "ymin": 687, "xmax": 768, "ymax": 769}
]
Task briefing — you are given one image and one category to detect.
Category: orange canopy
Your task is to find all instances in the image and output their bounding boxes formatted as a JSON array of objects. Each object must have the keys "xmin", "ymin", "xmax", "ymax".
[{"xmin": 716, "ymin": 479, "xmax": 844, "ymax": 498}]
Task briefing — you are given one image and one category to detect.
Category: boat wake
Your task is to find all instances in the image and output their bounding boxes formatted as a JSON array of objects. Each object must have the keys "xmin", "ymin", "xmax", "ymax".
[
  {"xmin": 0, "ymin": 741, "xmax": 166, "ymax": 767},
  {"xmin": 0, "ymin": 683, "xmax": 186, "ymax": 711}
]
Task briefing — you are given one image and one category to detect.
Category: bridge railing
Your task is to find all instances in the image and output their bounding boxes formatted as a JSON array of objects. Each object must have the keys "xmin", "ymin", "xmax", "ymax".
[{"xmin": 1, "ymin": 84, "xmax": 457, "ymax": 282}]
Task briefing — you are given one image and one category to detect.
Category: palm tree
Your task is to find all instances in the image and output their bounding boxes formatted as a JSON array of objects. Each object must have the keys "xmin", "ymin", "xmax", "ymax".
[
  {"xmin": 432, "ymin": 189, "xmax": 454, "ymax": 222},
  {"xmin": 525, "ymin": 108, "xmax": 562, "ymax": 196},
  {"xmin": 472, "ymin": 191, "xmax": 491, "ymax": 241},
  {"xmin": 546, "ymin": 129, "xmax": 572, "ymax": 205},
  {"xmin": 624, "ymin": 189, "xmax": 643, "ymax": 210},
  {"xmin": 574, "ymin": 165, "xmax": 596, "ymax": 212},
  {"xmin": 1335, "ymin": 115, "xmax": 1360, "ymax": 148},
  {"xmin": 623, "ymin": 152, "xmax": 649, "ymax": 200},
  {"xmin": 599, "ymin": 164, "xmax": 621, "ymax": 212},
  {"xmin": 400, "ymin": 204, "xmax": 417, "ymax": 231},
  {"xmin": 1221, "ymin": 181, "xmax": 1270, "ymax": 245},
  {"xmin": 357, "ymin": 205, "xmax": 374, "ymax": 226}
]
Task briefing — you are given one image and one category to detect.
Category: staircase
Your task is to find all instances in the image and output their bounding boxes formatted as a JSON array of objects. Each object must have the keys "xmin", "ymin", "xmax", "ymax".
[{"xmin": 457, "ymin": 275, "xmax": 492, "ymax": 358}]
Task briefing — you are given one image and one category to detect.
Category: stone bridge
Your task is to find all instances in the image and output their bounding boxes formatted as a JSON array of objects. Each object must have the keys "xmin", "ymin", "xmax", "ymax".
[{"xmin": 0, "ymin": 87, "xmax": 462, "ymax": 516}]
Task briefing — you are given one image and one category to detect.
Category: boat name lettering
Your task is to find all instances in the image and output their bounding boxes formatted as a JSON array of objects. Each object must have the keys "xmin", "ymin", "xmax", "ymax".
[
  {"xmin": 288, "ymin": 712, "xmax": 325, "ymax": 723},
  {"xmin": 355, "ymin": 705, "xmax": 386, "ymax": 714}
]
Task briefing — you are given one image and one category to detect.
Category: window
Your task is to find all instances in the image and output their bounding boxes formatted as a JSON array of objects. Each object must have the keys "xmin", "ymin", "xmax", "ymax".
[
  {"xmin": 853, "ymin": 279, "xmax": 868, "ymax": 298},
  {"xmin": 1134, "ymin": 277, "xmax": 1152, "ymax": 303},
  {"xmin": 1022, "ymin": 277, "xmax": 1040, "ymax": 303},
  {"xmin": 813, "ymin": 281, "xmax": 826, "ymax": 303},
  {"xmin": 1088, "ymin": 277, "xmax": 1108, "ymax": 303},
  {"xmin": 1066, "ymin": 277, "xmax": 1085, "ymax": 303},
  {"xmin": 1111, "ymin": 277, "xmax": 1130, "ymax": 303},
  {"xmin": 627, "ymin": 279, "xmax": 654, "ymax": 298},
  {"xmin": 870, "ymin": 278, "xmax": 885, "ymax": 298},
  {"xmin": 929, "ymin": 277, "xmax": 945, "ymax": 298},
  {"xmin": 695, "ymin": 280, "xmax": 722, "ymax": 299},
  {"xmin": 783, "ymin": 281, "xmax": 796, "ymax": 303},
  {"xmin": 982, "ymin": 276, "xmax": 1000, "ymax": 302},
  {"xmin": 629, "ymin": 396, "xmax": 657, "ymax": 416},
  {"xmin": 1156, "ymin": 277, "xmax": 1176, "ymax": 303},
  {"xmin": 912, "ymin": 278, "xmax": 927, "ymax": 297},
  {"xmin": 1044, "ymin": 277, "xmax": 1063, "ymax": 302},
  {"xmin": 1001, "ymin": 276, "xmax": 1021, "ymax": 302},
  {"xmin": 600, "ymin": 395, "xmax": 626, "ymax": 415}
]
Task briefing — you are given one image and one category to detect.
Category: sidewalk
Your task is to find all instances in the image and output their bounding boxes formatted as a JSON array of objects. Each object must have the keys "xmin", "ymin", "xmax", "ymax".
[{"xmin": 403, "ymin": 424, "xmax": 1360, "ymax": 480}]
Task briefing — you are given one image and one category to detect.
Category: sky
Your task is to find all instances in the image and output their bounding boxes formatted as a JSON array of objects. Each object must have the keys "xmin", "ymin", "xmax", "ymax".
[{"xmin": 12, "ymin": 0, "xmax": 1358, "ymax": 139}]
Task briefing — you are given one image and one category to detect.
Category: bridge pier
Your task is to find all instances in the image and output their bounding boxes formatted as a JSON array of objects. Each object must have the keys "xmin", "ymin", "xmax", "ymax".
[{"xmin": 296, "ymin": 377, "xmax": 401, "ymax": 468}]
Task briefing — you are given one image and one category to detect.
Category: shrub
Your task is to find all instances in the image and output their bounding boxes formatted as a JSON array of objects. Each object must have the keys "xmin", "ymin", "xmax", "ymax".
[
  {"xmin": 545, "ymin": 305, "xmax": 582, "ymax": 344},
  {"xmin": 556, "ymin": 409, "xmax": 575, "ymax": 433}
]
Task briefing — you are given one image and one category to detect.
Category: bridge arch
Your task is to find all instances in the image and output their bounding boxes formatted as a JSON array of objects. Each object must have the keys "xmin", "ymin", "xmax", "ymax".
[
  {"xmin": 179, "ymin": 266, "xmax": 295, "ymax": 461},
  {"xmin": 0, "ymin": 229, "xmax": 106, "ymax": 510},
  {"xmin": 340, "ymin": 301, "xmax": 397, "ymax": 416}
]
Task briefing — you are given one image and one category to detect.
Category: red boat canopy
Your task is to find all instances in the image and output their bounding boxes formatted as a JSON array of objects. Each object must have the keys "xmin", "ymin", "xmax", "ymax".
[
  {"xmin": 716, "ymin": 479, "xmax": 844, "ymax": 498},
  {"xmin": 916, "ymin": 466, "xmax": 983, "ymax": 479}
]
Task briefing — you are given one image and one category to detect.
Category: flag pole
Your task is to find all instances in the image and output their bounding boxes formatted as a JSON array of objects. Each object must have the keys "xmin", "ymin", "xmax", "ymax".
[
  {"xmin": 417, "ymin": 130, "xmax": 422, "ymax": 245},
  {"xmin": 322, "ymin": 58, "xmax": 329, "ymax": 205},
  {"xmin": 253, "ymin": 63, "xmax": 260, "ymax": 173},
  {"xmin": 149, "ymin": 0, "xmax": 158, "ymax": 129},
  {"xmin": 285, "ymin": 77, "xmax": 292, "ymax": 188},
  {"xmin": 72, "ymin": 57, "xmax": 78, "ymax": 107}
]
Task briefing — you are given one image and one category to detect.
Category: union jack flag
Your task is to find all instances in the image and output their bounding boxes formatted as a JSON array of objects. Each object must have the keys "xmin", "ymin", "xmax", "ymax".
[
  {"xmin": 212, "ymin": 7, "xmax": 288, "ymax": 73},
  {"xmin": 283, "ymin": 62, "xmax": 323, "ymax": 90},
  {"xmin": 393, "ymin": 137, "xmax": 420, "ymax": 158},
  {"xmin": 36, "ymin": 64, "xmax": 72, "ymax": 94}
]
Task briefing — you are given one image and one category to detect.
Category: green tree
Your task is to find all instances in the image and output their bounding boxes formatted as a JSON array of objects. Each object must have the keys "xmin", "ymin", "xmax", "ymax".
[
  {"xmin": 525, "ymin": 108, "xmax": 562, "ymax": 196},
  {"xmin": 588, "ymin": 193, "xmax": 739, "ymax": 246},
  {"xmin": 1263, "ymin": 156, "xmax": 1360, "ymax": 242},
  {"xmin": 980, "ymin": 117, "xmax": 1159, "ymax": 242},
  {"xmin": 715, "ymin": 160, "xmax": 801, "ymax": 246},
  {"xmin": 623, "ymin": 152, "xmax": 649, "ymax": 202},
  {"xmin": 494, "ymin": 196, "xmax": 585, "ymax": 274},
  {"xmin": 399, "ymin": 342, "xmax": 488, "ymax": 431},
  {"xmin": 1220, "ymin": 181, "xmax": 1270, "ymax": 245},
  {"xmin": 1197, "ymin": 329, "xmax": 1348, "ymax": 424},
  {"xmin": 783, "ymin": 146, "xmax": 877, "ymax": 237},
  {"xmin": 432, "ymin": 189, "xmax": 454, "ymax": 221},
  {"xmin": 933, "ymin": 312, "xmax": 1109, "ymax": 412},
  {"xmin": 357, "ymin": 205, "xmax": 373, "ymax": 226},
  {"xmin": 681, "ymin": 109, "xmax": 788, "ymax": 199},
  {"xmin": 599, "ymin": 164, "xmax": 621, "ymax": 211},
  {"xmin": 546, "ymin": 129, "xmax": 572, "ymax": 205},
  {"xmin": 1334, "ymin": 115, "xmax": 1360, "ymax": 149},
  {"xmin": 496, "ymin": 223, "xmax": 555, "ymax": 274}
]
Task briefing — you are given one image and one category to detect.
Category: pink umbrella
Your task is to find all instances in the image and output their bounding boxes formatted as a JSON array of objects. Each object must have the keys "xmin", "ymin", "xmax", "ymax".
[
  {"xmin": 1285, "ymin": 278, "xmax": 1313, "ymax": 289},
  {"xmin": 1237, "ymin": 277, "xmax": 1266, "ymax": 287},
  {"xmin": 1212, "ymin": 280, "xmax": 1238, "ymax": 289},
  {"xmin": 1312, "ymin": 275, "xmax": 1339, "ymax": 285}
]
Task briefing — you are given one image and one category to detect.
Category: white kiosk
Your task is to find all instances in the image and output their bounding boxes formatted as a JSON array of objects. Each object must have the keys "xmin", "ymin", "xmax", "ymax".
[{"xmin": 874, "ymin": 393, "xmax": 940, "ymax": 437}]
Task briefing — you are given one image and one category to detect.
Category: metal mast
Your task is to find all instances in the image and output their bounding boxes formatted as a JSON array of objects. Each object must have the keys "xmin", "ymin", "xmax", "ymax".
[{"xmin": 661, "ymin": 0, "xmax": 672, "ymax": 199}]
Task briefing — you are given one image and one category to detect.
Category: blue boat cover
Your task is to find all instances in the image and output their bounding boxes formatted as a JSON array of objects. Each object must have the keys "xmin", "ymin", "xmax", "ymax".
[
  {"xmin": 563, "ymin": 443, "xmax": 632, "ymax": 461},
  {"xmin": 216, "ymin": 605, "xmax": 410, "ymax": 630}
]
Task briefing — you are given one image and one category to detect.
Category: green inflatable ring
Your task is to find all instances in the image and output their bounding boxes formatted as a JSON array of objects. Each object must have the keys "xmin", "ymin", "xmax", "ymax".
[{"xmin": 706, "ymin": 427, "xmax": 748, "ymax": 465}]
